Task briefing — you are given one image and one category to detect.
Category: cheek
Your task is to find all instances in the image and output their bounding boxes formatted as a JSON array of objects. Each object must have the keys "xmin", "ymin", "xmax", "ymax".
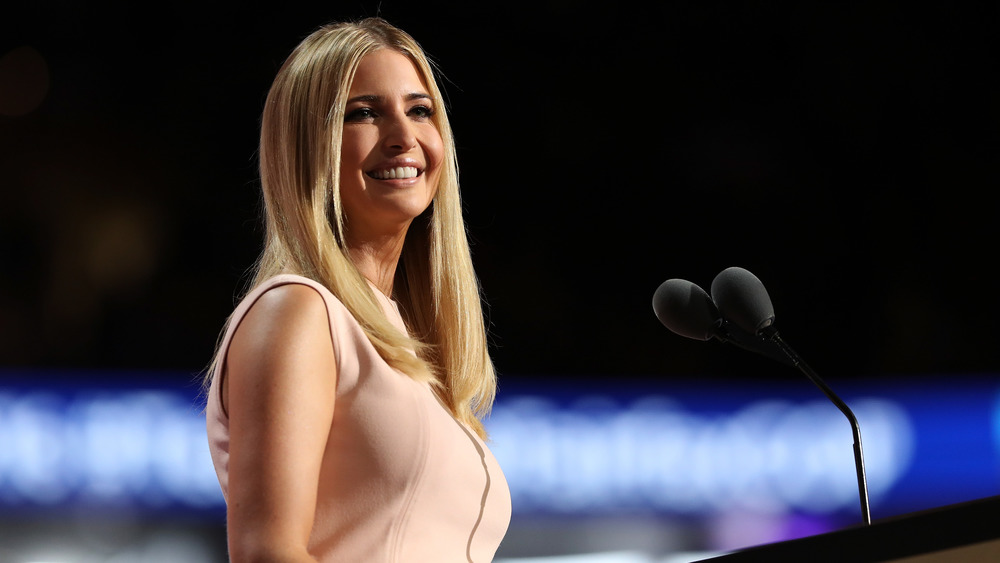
[
  {"xmin": 423, "ymin": 128, "xmax": 446, "ymax": 181},
  {"xmin": 339, "ymin": 131, "xmax": 366, "ymax": 175}
]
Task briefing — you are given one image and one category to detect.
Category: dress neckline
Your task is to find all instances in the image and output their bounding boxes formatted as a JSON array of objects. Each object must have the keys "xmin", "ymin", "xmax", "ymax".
[
  {"xmin": 365, "ymin": 278, "xmax": 405, "ymax": 324},
  {"xmin": 365, "ymin": 278, "xmax": 395, "ymax": 303}
]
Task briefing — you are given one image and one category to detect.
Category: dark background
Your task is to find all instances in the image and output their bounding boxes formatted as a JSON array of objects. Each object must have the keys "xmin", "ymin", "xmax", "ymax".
[{"xmin": 2, "ymin": 2, "xmax": 998, "ymax": 389}]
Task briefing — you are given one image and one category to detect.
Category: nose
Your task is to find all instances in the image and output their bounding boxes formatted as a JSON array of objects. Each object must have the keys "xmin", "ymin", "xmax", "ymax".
[{"xmin": 381, "ymin": 112, "xmax": 418, "ymax": 152}]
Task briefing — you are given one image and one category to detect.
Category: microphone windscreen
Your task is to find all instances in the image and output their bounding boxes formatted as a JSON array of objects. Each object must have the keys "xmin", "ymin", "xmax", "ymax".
[
  {"xmin": 710, "ymin": 267, "xmax": 776, "ymax": 334},
  {"xmin": 652, "ymin": 279, "xmax": 722, "ymax": 341}
]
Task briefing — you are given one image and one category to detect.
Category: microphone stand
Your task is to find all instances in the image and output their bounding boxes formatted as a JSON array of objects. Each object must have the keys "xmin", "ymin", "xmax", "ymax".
[{"xmin": 762, "ymin": 327, "xmax": 872, "ymax": 526}]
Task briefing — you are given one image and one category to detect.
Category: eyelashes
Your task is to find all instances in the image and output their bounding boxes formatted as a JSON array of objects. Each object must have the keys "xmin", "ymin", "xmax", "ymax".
[
  {"xmin": 344, "ymin": 107, "xmax": 376, "ymax": 121},
  {"xmin": 409, "ymin": 105, "xmax": 435, "ymax": 119},
  {"xmin": 344, "ymin": 105, "xmax": 435, "ymax": 123}
]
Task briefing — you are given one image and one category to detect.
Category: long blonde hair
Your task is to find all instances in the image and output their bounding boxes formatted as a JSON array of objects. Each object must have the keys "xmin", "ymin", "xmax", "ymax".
[{"xmin": 207, "ymin": 18, "xmax": 495, "ymax": 438}]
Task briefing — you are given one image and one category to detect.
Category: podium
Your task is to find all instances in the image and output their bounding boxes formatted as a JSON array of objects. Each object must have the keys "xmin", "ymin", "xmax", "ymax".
[{"xmin": 698, "ymin": 496, "xmax": 1000, "ymax": 562}]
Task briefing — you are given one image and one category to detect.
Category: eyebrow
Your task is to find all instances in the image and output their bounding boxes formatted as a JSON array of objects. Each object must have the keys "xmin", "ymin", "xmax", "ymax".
[{"xmin": 345, "ymin": 93, "xmax": 433, "ymax": 105}]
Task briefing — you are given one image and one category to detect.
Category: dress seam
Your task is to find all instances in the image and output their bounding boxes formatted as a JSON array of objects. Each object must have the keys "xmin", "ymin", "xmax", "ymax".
[{"xmin": 387, "ymin": 378, "xmax": 431, "ymax": 562}]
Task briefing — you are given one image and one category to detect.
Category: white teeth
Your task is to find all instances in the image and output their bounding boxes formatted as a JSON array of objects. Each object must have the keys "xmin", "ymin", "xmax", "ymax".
[{"xmin": 370, "ymin": 166, "xmax": 418, "ymax": 179}]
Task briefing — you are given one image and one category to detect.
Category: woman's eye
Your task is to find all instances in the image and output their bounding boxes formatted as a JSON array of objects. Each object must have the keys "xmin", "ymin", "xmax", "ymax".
[
  {"xmin": 410, "ymin": 105, "xmax": 434, "ymax": 119},
  {"xmin": 345, "ymin": 107, "xmax": 375, "ymax": 121}
]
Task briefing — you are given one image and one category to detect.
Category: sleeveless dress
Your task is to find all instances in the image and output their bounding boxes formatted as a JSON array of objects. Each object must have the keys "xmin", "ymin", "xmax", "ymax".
[{"xmin": 206, "ymin": 274, "xmax": 511, "ymax": 562}]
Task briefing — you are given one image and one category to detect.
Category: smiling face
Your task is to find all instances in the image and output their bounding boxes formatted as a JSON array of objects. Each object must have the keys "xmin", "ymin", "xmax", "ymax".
[{"xmin": 338, "ymin": 49, "xmax": 444, "ymax": 246}]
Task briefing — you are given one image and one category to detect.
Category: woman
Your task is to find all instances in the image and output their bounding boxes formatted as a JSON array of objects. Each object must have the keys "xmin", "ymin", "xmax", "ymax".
[{"xmin": 204, "ymin": 18, "xmax": 511, "ymax": 562}]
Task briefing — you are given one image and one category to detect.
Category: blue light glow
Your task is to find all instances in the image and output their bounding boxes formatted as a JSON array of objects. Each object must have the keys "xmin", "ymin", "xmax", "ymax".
[
  {"xmin": 487, "ymin": 394, "xmax": 914, "ymax": 515},
  {"xmin": 0, "ymin": 373, "xmax": 997, "ymax": 520}
]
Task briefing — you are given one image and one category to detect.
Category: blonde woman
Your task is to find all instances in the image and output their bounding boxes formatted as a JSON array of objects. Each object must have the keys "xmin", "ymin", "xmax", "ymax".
[{"xmin": 204, "ymin": 18, "xmax": 511, "ymax": 562}]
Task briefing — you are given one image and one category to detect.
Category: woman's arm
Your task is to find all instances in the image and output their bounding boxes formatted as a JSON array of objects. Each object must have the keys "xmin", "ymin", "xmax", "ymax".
[{"xmin": 223, "ymin": 283, "xmax": 337, "ymax": 562}]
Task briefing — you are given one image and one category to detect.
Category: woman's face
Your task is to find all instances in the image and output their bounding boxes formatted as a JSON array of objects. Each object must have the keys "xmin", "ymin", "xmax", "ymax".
[{"xmin": 339, "ymin": 49, "xmax": 444, "ymax": 243}]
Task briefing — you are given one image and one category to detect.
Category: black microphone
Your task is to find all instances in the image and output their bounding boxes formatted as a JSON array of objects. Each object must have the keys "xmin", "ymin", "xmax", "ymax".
[
  {"xmin": 709, "ymin": 266, "xmax": 776, "ymax": 336},
  {"xmin": 652, "ymin": 278, "xmax": 795, "ymax": 366},
  {"xmin": 710, "ymin": 266, "xmax": 872, "ymax": 526},
  {"xmin": 652, "ymin": 278, "xmax": 723, "ymax": 341}
]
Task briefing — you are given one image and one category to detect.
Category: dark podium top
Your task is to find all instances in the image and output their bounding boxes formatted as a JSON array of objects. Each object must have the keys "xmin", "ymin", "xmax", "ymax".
[{"xmin": 698, "ymin": 495, "xmax": 1000, "ymax": 562}]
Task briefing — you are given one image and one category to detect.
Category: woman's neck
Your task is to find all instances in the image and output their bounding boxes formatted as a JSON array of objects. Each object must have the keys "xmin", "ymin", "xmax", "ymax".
[{"xmin": 346, "ymin": 228, "xmax": 408, "ymax": 298}]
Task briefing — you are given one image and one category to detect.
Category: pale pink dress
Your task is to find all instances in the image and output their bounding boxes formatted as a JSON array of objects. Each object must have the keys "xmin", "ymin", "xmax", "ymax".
[{"xmin": 206, "ymin": 274, "xmax": 511, "ymax": 562}]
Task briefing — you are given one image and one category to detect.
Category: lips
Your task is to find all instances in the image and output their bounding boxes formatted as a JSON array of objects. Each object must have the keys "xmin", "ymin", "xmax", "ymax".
[{"xmin": 367, "ymin": 166, "xmax": 420, "ymax": 180}]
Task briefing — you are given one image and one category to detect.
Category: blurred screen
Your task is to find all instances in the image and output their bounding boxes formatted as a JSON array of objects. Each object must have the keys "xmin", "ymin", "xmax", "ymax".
[{"xmin": 0, "ymin": 370, "xmax": 997, "ymax": 561}]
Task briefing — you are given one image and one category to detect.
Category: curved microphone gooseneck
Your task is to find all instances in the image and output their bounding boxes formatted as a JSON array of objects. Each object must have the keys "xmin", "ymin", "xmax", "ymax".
[{"xmin": 710, "ymin": 266, "xmax": 872, "ymax": 526}]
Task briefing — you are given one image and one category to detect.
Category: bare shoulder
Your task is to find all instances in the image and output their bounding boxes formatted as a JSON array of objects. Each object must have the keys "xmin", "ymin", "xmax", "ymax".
[
  {"xmin": 223, "ymin": 282, "xmax": 337, "ymax": 414},
  {"xmin": 248, "ymin": 281, "xmax": 329, "ymax": 328},
  {"xmin": 232, "ymin": 283, "xmax": 332, "ymax": 359}
]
